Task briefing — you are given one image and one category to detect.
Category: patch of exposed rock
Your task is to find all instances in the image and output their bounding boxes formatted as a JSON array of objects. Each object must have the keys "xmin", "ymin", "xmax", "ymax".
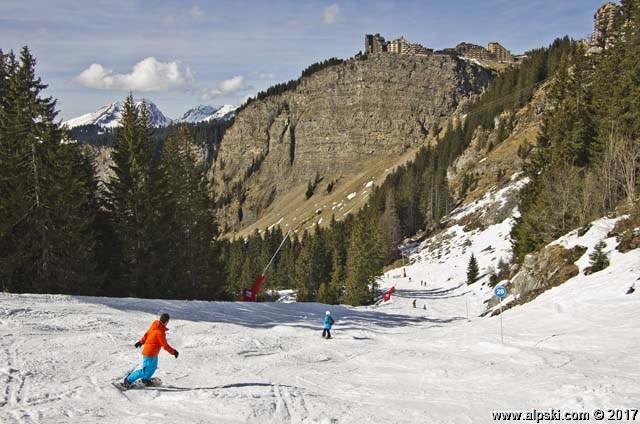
[
  {"xmin": 486, "ymin": 245, "xmax": 586, "ymax": 315},
  {"xmin": 210, "ymin": 54, "xmax": 494, "ymax": 231}
]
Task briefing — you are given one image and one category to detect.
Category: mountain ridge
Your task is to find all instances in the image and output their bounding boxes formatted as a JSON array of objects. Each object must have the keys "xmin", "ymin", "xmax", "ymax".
[{"xmin": 63, "ymin": 101, "xmax": 237, "ymax": 129}]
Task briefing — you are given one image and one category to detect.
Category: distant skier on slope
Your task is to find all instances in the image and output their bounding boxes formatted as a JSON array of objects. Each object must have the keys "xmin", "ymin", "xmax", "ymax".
[
  {"xmin": 123, "ymin": 313, "xmax": 179, "ymax": 388},
  {"xmin": 322, "ymin": 310, "xmax": 334, "ymax": 339}
]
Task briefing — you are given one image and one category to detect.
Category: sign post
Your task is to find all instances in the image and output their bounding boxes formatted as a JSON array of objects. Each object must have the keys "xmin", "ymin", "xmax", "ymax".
[
  {"xmin": 494, "ymin": 285, "xmax": 507, "ymax": 343},
  {"xmin": 465, "ymin": 298, "xmax": 469, "ymax": 322}
]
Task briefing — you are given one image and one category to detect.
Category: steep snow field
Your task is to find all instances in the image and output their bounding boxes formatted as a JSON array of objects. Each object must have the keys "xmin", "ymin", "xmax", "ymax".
[{"xmin": 2, "ymin": 182, "xmax": 639, "ymax": 423}]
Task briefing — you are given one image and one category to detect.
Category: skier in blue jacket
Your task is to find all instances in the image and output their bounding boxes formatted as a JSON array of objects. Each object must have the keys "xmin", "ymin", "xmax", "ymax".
[{"xmin": 322, "ymin": 310, "xmax": 334, "ymax": 339}]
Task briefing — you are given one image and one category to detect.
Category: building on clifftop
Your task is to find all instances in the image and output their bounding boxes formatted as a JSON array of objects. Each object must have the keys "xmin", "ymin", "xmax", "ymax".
[
  {"xmin": 590, "ymin": 2, "xmax": 621, "ymax": 50},
  {"xmin": 487, "ymin": 42, "xmax": 512, "ymax": 62},
  {"xmin": 365, "ymin": 34, "xmax": 387, "ymax": 53}
]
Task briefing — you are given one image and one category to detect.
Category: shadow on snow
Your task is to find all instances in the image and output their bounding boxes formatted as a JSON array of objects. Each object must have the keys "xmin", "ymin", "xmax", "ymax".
[{"xmin": 75, "ymin": 295, "xmax": 458, "ymax": 331}]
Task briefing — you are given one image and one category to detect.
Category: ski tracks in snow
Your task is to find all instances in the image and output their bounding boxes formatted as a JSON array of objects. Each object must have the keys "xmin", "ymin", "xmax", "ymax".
[
  {"xmin": 246, "ymin": 383, "xmax": 310, "ymax": 423},
  {"xmin": 1, "ymin": 330, "xmax": 38, "ymax": 423}
]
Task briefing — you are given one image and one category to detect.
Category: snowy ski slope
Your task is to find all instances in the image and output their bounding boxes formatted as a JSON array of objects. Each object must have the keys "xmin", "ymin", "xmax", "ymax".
[{"xmin": 1, "ymin": 180, "xmax": 638, "ymax": 423}]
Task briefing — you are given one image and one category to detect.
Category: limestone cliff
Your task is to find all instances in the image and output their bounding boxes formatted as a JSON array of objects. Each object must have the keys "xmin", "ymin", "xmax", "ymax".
[{"xmin": 211, "ymin": 54, "xmax": 493, "ymax": 232}]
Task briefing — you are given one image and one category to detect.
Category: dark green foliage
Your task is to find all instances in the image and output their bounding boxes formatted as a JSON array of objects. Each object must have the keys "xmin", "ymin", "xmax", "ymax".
[
  {"xmin": 0, "ymin": 47, "xmax": 100, "ymax": 294},
  {"xmin": 301, "ymin": 58, "xmax": 344, "ymax": 78},
  {"xmin": 344, "ymin": 210, "xmax": 384, "ymax": 306},
  {"xmin": 587, "ymin": 241, "xmax": 610, "ymax": 274},
  {"xmin": 103, "ymin": 97, "xmax": 226, "ymax": 300},
  {"xmin": 69, "ymin": 125, "xmax": 117, "ymax": 146},
  {"xmin": 104, "ymin": 95, "xmax": 157, "ymax": 296},
  {"xmin": 466, "ymin": 254, "xmax": 479, "ymax": 284},
  {"xmin": 69, "ymin": 119, "xmax": 231, "ymax": 165},
  {"xmin": 379, "ymin": 191, "xmax": 402, "ymax": 263},
  {"xmin": 513, "ymin": 13, "xmax": 640, "ymax": 262},
  {"xmin": 159, "ymin": 125, "xmax": 225, "ymax": 299}
]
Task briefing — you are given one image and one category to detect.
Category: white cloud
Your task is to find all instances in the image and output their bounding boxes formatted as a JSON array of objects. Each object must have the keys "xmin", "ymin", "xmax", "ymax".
[
  {"xmin": 198, "ymin": 75, "xmax": 250, "ymax": 101},
  {"xmin": 323, "ymin": 4, "xmax": 341, "ymax": 24},
  {"xmin": 258, "ymin": 72, "xmax": 274, "ymax": 80},
  {"xmin": 76, "ymin": 57, "xmax": 193, "ymax": 91},
  {"xmin": 219, "ymin": 75, "xmax": 245, "ymax": 92}
]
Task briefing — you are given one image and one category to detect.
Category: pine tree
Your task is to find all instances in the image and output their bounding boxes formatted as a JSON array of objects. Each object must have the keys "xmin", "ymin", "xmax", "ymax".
[
  {"xmin": 238, "ymin": 230, "xmax": 263, "ymax": 297},
  {"xmin": 0, "ymin": 47, "xmax": 99, "ymax": 294},
  {"xmin": 344, "ymin": 211, "xmax": 384, "ymax": 306},
  {"xmin": 379, "ymin": 191, "xmax": 401, "ymax": 263},
  {"xmin": 160, "ymin": 124, "xmax": 224, "ymax": 299},
  {"xmin": 293, "ymin": 231, "xmax": 314, "ymax": 301},
  {"xmin": 272, "ymin": 232, "xmax": 296, "ymax": 290},
  {"xmin": 106, "ymin": 95, "xmax": 163, "ymax": 297},
  {"xmin": 325, "ymin": 216, "xmax": 347, "ymax": 304},
  {"xmin": 224, "ymin": 238, "xmax": 247, "ymax": 298},
  {"xmin": 466, "ymin": 254, "xmax": 479, "ymax": 284},
  {"xmin": 587, "ymin": 241, "xmax": 610, "ymax": 274}
]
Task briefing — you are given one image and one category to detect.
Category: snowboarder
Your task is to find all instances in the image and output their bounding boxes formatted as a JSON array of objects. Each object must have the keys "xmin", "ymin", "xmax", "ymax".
[
  {"xmin": 413, "ymin": 299, "xmax": 417, "ymax": 308},
  {"xmin": 123, "ymin": 313, "xmax": 178, "ymax": 388},
  {"xmin": 322, "ymin": 310, "xmax": 334, "ymax": 339}
]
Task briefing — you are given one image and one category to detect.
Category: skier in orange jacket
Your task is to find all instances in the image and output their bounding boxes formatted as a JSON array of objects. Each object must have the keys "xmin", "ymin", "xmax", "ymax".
[{"xmin": 124, "ymin": 313, "xmax": 178, "ymax": 387}]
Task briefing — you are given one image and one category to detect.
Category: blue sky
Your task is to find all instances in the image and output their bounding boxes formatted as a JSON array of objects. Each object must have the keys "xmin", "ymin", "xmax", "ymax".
[{"xmin": 0, "ymin": 0, "xmax": 606, "ymax": 120}]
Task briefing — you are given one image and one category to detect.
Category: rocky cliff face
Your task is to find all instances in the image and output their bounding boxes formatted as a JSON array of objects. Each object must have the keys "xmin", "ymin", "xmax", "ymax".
[{"xmin": 211, "ymin": 54, "xmax": 493, "ymax": 231}]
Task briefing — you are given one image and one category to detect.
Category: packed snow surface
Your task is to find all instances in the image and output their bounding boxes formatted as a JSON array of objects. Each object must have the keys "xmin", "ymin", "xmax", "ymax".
[
  {"xmin": 2, "ymin": 178, "xmax": 638, "ymax": 423},
  {"xmin": 2, "ymin": 249, "xmax": 638, "ymax": 423}
]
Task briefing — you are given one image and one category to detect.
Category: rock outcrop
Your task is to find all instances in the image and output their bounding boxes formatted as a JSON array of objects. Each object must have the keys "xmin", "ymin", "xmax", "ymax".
[
  {"xmin": 210, "ymin": 54, "xmax": 493, "ymax": 231},
  {"xmin": 485, "ymin": 244, "xmax": 586, "ymax": 315}
]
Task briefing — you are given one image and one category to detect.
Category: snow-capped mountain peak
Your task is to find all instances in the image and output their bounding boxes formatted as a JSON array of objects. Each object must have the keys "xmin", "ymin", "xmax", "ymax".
[
  {"xmin": 63, "ymin": 102, "xmax": 237, "ymax": 129},
  {"xmin": 177, "ymin": 104, "xmax": 237, "ymax": 124},
  {"xmin": 177, "ymin": 104, "xmax": 217, "ymax": 123},
  {"xmin": 62, "ymin": 99, "xmax": 171, "ymax": 129}
]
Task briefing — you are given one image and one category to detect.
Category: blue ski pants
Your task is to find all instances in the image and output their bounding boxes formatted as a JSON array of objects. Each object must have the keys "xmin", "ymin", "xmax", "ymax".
[{"xmin": 127, "ymin": 356, "xmax": 158, "ymax": 383}]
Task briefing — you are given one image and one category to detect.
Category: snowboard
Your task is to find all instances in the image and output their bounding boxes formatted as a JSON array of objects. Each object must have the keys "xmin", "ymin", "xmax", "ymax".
[{"xmin": 112, "ymin": 377, "xmax": 163, "ymax": 391}]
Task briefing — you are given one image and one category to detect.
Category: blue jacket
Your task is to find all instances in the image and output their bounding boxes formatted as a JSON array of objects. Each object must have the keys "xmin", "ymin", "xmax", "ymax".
[{"xmin": 323, "ymin": 315, "xmax": 333, "ymax": 329}]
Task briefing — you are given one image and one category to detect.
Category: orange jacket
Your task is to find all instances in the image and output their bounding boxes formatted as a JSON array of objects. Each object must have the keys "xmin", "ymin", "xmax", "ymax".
[{"xmin": 139, "ymin": 320, "xmax": 176, "ymax": 357}]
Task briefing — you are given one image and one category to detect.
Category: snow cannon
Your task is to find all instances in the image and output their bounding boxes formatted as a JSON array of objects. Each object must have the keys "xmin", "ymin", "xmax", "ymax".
[
  {"xmin": 242, "ymin": 275, "xmax": 265, "ymax": 301},
  {"xmin": 241, "ymin": 231, "xmax": 289, "ymax": 302}
]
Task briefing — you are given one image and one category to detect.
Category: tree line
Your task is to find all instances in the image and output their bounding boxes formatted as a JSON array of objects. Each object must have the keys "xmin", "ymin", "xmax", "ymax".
[
  {"xmin": 239, "ymin": 58, "xmax": 344, "ymax": 110},
  {"xmin": 0, "ymin": 47, "xmax": 226, "ymax": 299},
  {"xmin": 69, "ymin": 118, "xmax": 231, "ymax": 159}
]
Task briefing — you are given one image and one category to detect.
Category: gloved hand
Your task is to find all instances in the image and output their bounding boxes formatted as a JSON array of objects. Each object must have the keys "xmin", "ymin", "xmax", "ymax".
[
  {"xmin": 134, "ymin": 341, "xmax": 142, "ymax": 348},
  {"xmin": 173, "ymin": 350, "xmax": 179, "ymax": 359}
]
